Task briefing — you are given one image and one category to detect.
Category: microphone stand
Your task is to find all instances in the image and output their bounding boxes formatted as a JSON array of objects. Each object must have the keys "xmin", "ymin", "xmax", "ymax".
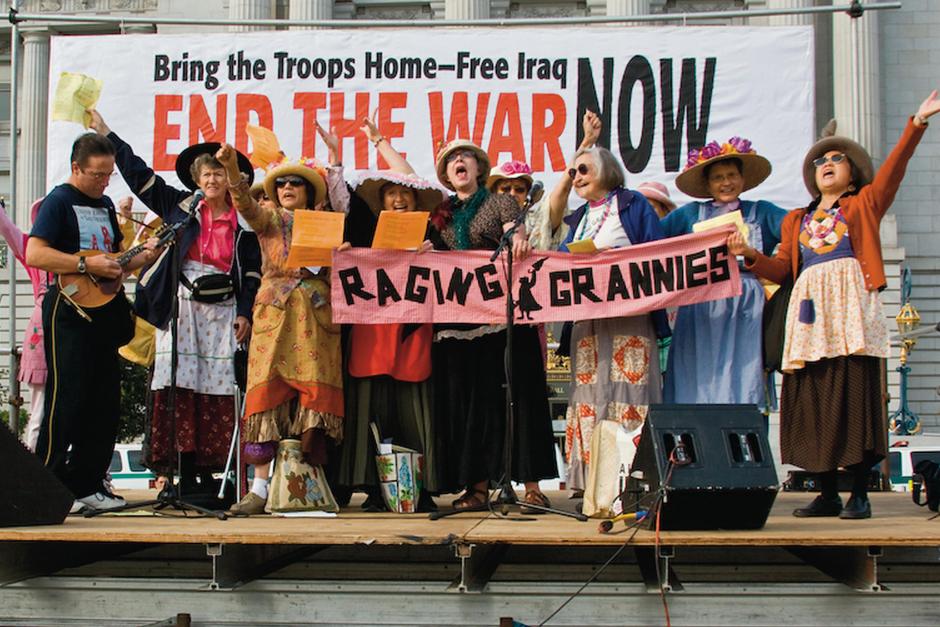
[
  {"xmin": 431, "ymin": 193, "xmax": 586, "ymax": 522},
  {"xmin": 88, "ymin": 196, "xmax": 227, "ymax": 520}
]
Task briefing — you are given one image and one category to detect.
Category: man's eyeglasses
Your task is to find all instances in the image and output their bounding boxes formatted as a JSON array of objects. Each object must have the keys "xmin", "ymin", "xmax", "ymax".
[
  {"xmin": 275, "ymin": 176, "xmax": 306, "ymax": 188},
  {"xmin": 568, "ymin": 163, "xmax": 590, "ymax": 179},
  {"xmin": 81, "ymin": 169, "xmax": 115, "ymax": 181},
  {"xmin": 813, "ymin": 153, "xmax": 846, "ymax": 168}
]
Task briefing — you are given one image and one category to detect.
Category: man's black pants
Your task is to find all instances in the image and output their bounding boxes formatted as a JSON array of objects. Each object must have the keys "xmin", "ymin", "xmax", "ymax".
[{"xmin": 35, "ymin": 284, "xmax": 134, "ymax": 498}]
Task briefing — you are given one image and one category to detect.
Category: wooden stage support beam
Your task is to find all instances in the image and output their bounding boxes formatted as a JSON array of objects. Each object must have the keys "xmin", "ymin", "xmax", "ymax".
[{"xmin": 0, "ymin": 541, "xmax": 146, "ymax": 584}]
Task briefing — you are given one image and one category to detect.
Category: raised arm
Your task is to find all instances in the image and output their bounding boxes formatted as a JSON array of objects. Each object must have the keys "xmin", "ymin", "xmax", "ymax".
[
  {"xmin": 216, "ymin": 143, "xmax": 270, "ymax": 235},
  {"xmin": 360, "ymin": 116, "xmax": 415, "ymax": 174},
  {"xmin": 858, "ymin": 92, "xmax": 936, "ymax": 218},
  {"xmin": 87, "ymin": 109, "xmax": 188, "ymax": 218},
  {"xmin": 316, "ymin": 122, "xmax": 351, "ymax": 213},
  {"xmin": 549, "ymin": 110, "xmax": 601, "ymax": 230}
]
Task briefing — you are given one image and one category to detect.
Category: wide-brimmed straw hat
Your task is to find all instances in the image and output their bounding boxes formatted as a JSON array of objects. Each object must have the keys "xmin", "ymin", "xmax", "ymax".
[
  {"xmin": 355, "ymin": 171, "xmax": 447, "ymax": 214},
  {"xmin": 435, "ymin": 139, "xmax": 490, "ymax": 191},
  {"xmin": 635, "ymin": 181, "xmax": 676, "ymax": 212},
  {"xmin": 802, "ymin": 119, "xmax": 874, "ymax": 197},
  {"xmin": 176, "ymin": 142, "xmax": 253, "ymax": 192},
  {"xmin": 486, "ymin": 161, "xmax": 545, "ymax": 203},
  {"xmin": 262, "ymin": 157, "xmax": 328, "ymax": 208},
  {"xmin": 248, "ymin": 182, "xmax": 267, "ymax": 201},
  {"xmin": 675, "ymin": 137, "xmax": 771, "ymax": 199}
]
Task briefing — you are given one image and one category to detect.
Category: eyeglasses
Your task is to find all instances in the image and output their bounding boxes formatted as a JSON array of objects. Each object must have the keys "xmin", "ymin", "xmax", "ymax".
[
  {"xmin": 813, "ymin": 153, "xmax": 846, "ymax": 168},
  {"xmin": 568, "ymin": 163, "xmax": 590, "ymax": 179},
  {"xmin": 80, "ymin": 169, "xmax": 115, "ymax": 181},
  {"xmin": 445, "ymin": 149, "xmax": 476, "ymax": 164},
  {"xmin": 275, "ymin": 176, "xmax": 306, "ymax": 188}
]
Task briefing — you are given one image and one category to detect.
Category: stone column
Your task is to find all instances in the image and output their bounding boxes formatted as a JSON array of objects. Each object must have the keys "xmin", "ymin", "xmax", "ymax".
[
  {"xmin": 290, "ymin": 0, "xmax": 332, "ymax": 29},
  {"xmin": 606, "ymin": 0, "xmax": 649, "ymax": 17},
  {"xmin": 16, "ymin": 29, "xmax": 50, "ymax": 222},
  {"xmin": 832, "ymin": 10, "xmax": 881, "ymax": 157},
  {"xmin": 228, "ymin": 0, "xmax": 274, "ymax": 33},
  {"xmin": 767, "ymin": 0, "xmax": 813, "ymax": 26},
  {"xmin": 444, "ymin": 0, "xmax": 489, "ymax": 20}
]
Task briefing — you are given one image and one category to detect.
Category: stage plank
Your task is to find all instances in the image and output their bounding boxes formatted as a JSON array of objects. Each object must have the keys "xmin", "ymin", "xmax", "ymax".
[{"xmin": 0, "ymin": 492, "xmax": 937, "ymax": 547}]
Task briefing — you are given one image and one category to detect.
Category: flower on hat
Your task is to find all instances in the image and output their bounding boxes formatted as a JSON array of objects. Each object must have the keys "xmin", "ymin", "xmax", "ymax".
[
  {"xmin": 685, "ymin": 136, "xmax": 757, "ymax": 170},
  {"xmin": 498, "ymin": 161, "xmax": 533, "ymax": 176},
  {"xmin": 265, "ymin": 155, "xmax": 328, "ymax": 181}
]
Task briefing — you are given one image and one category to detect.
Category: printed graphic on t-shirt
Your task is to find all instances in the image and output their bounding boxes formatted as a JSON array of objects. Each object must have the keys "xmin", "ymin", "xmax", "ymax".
[{"xmin": 73, "ymin": 205, "xmax": 115, "ymax": 251}]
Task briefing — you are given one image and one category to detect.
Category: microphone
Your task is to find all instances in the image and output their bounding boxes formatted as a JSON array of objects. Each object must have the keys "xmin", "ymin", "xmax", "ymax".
[
  {"xmin": 524, "ymin": 180, "xmax": 544, "ymax": 210},
  {"xmin": 187, "ymin": 189, "xmax": 206, "ymax": 216}
]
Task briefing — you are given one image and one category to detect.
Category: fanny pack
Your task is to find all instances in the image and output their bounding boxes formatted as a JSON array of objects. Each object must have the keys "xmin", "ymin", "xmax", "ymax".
[{"xmin": 180, "ymin": 273, "xmax": 235, "ymax": 303}]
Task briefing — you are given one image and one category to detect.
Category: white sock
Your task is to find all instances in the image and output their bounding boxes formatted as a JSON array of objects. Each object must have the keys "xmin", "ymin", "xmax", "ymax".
[{"xmin": 251, "ymin": 477, "xmax": 269, "ymax": 500}]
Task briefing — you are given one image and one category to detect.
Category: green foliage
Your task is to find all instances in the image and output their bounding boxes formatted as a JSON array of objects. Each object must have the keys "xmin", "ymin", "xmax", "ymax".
[{"xmin": 118, "ymin": 359, "xmax": 150, "ymax": 443}]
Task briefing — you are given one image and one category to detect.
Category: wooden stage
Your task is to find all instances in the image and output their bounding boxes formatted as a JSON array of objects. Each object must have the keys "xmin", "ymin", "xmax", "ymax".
[
  {"xmin": 0, "ymin": 491, "xmax": 938, "ymax": 548},
  {"xmin": 2, "ymin": 491, "xmax": 940, "ymax": 626}
]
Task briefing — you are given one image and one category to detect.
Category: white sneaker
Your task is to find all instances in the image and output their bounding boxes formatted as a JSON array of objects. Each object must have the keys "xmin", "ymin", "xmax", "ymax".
[
  {"xmin": 69, "ymin": 500, "xmax": 84, "ymax": 514},
  {"xmin": 77, "ymin": 491, "xmax": 127, "ymax": 511}
]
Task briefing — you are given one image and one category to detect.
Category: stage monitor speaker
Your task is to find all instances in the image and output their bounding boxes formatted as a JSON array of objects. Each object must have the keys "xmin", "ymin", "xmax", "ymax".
[
  {"xmin": 629, "ymin": 404, "xmax": 778, "ymax": 530},
  {"xmin": 0, "ymin": 424, "xmax": 74, "ymax": 527}
]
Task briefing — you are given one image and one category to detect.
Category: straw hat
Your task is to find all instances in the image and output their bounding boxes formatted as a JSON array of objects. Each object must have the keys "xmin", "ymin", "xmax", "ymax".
[
  {"xmin": 248, "ymin": 182, "xmax": 265, "ymax": 200},
  {"xmin": 486, "ymin": 161, "xmax": 545, "ymax": 204},
  {"xmin": 486, "ymin": 161, "xmax": 535, "ymax": 190},
  {"xmin": 176, "ymin": 142, "xmax": 253, "ymax": 192},
  {"xmin": 801, "ymin": 120, "xmax": 873, "ymax": 197},
  {"xmin": 635, "ymin": 181, "xmax": 676, "ymax": 212},
  {"xmin": 355, "ymin": 171, "xmax": 447, "ymax": 214},
  {"xmin": 434, "ymin": 139, "xmax": 490, "ymax": 191},
  {"xmin": 675, "ymin": 137, "xmax": 771, "ymax": 199},
  {"xmin": 262, "ymin": 157, "xmax": 328, "ymax": 208}
]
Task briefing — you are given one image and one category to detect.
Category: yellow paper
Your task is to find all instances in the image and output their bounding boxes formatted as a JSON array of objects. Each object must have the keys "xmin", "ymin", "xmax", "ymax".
[
  {"xmin": 285, "ymin": 210, "xmax": 346, "ymax": 268},
  {"xmin": 245, "ymin": 124, "xmax": 282, "ymax": 169},
  {"xmin": 567, "ymin": 238, "xmax": 598, "ymax": 253},
  {"xmin": 52, "ymin": 72, "xmax": 103, "ymax": 128},
  {"xmin": 371, "ymin": 211, "xmax": 430, "ymax": 250},
  {"xmin": 692, "ymin": 210, "xmax": 750, "ymax": 240}
]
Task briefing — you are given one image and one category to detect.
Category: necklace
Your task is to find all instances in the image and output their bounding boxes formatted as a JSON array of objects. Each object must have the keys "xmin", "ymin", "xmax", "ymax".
[{"xmin": 576, "ymin": 191, "xmax": 616, "ymax": 241}]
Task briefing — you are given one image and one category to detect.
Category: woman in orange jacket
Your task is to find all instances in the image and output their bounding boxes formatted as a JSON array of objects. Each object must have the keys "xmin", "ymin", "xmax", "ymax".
[{"xmin": 729, "ymin": 90, "xmax": 940, "ymax": 520}]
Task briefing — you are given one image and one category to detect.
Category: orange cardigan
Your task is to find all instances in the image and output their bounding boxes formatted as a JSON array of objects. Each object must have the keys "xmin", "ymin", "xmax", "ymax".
[{"xmin": 748, "ymin": 118, "xmax": 925, "ymax": 291}]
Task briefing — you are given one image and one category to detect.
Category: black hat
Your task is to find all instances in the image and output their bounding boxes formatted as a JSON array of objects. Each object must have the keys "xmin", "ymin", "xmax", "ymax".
[{"xmin": 175, "ymin": 142, "xmax": 254, "ymax": 191}]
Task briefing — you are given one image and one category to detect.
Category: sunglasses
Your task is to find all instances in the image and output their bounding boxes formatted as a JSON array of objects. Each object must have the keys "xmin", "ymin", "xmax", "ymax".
[
  {"xmin": 275, "ymin": 176, "xmax": 306, "ymax": 188},
  {"xmin": 567, "ymin": 163, "xmax": 590, "ymax": 179},
  {"xmin": 813, "ymin": 153, "xmax": 847, "ymax": 168},
  {"xmin": 445, "ymin": 149, "xmax": 476, "ymax": 164}
]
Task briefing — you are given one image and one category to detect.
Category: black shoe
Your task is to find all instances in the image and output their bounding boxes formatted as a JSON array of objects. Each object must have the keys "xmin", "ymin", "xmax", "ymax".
[
  {"xmin": 793, "ymin": 494, "xmax": 843, "ymax": 517},
  {"xmin": 839, "ymin": 495, "xmax": 871, "ymax": 519}
]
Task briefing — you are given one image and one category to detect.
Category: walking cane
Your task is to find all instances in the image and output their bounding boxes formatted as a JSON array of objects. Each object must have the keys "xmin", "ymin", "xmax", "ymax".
[{"xmin": 219, "ymin": 377, "xmax": 246, "ymax": 500}]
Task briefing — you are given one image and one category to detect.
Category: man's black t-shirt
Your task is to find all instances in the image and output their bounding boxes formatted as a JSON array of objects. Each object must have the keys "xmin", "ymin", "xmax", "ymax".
[{"xmin": 30, "ymin": 183, "xmax": 122, "ymax": 256}]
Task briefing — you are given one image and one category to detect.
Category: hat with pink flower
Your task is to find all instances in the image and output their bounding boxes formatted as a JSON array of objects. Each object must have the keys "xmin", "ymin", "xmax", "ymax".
[{"xmin": 675, "ymin": 136, "xmax": 772, "ymax": 199}]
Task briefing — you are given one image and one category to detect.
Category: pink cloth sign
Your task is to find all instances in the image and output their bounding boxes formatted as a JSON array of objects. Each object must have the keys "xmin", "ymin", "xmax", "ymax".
[{"xmin": 331, "ymin": 228, "xmax": 742, "ymax": 325}]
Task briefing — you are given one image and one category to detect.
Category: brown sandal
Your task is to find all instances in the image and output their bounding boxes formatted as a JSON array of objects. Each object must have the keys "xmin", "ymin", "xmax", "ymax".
[
  {"xmin": 451, "ymin": 488, "xmax": 489, "ymax": 512},
  {"xmin": 520, "ymin": 490, "xmax": 551, "ymax": 515}
]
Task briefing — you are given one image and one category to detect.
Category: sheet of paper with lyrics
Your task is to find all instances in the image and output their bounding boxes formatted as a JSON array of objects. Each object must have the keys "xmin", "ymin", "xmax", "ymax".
[
  {"xmin": 371, "ymin": 211, "xmax": 430, "ymax": 250},
  {"xmin": 285, "ymin": 210, "xmax": 347, "ymax": 268},
  {"xmin": 52, "ymin": 72, "xmax": 103, "ymax": 128}
]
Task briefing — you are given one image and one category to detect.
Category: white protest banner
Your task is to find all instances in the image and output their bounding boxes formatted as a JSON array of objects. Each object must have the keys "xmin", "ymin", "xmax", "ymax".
[{"xmin": 46, "ymin": 26, "xmax": 814, "ymax": 208}]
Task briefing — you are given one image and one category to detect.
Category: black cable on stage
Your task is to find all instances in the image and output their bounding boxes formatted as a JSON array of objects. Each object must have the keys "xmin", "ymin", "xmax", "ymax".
[{"xmin": 538, "ymin": 457, "xmax": 682, "ymax": 627}]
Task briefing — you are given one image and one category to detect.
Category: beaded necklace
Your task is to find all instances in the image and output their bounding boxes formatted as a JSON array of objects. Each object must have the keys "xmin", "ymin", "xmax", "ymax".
[{"xmin": 575, "ymin": 190, "xmax": 617, "ymax": 241}]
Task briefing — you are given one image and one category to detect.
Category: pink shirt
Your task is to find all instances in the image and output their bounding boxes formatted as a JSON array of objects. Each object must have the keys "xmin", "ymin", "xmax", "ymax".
[{"xmin": 186, "ymin": 200, "xmax": 236, "ymax": 272}]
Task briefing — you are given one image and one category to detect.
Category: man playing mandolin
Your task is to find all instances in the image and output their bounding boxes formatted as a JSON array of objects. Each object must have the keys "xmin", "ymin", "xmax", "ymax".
[{"xmin": 26, "ymin": 132, "xmax": 161, "ymax": 513}]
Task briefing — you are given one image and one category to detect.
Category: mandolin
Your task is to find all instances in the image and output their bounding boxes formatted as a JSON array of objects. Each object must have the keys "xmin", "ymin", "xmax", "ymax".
[{"xmin": 58, "ymin": 221, "xmax": 181, "ymax": 308}]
